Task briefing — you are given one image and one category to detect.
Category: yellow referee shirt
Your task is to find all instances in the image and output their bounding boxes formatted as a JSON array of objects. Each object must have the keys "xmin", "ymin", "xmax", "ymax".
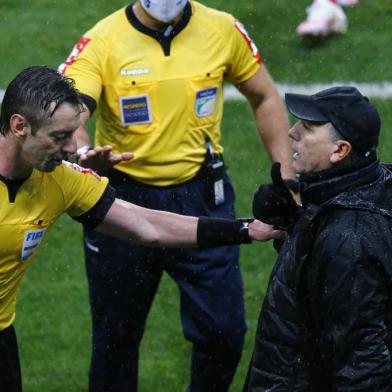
[
  {"xmin": 61, "ymin": 1, "xmax": 262, "ymax": 186},
  {"xmin": 0, "ymin": 162, "xmax": 108, "ymax": 330}
]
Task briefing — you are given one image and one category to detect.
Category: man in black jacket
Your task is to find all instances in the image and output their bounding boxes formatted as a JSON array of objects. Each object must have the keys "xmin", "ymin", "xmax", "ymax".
[{"xmin": 246, "ymin": 86, "xmax": 392, "ymax": 391}]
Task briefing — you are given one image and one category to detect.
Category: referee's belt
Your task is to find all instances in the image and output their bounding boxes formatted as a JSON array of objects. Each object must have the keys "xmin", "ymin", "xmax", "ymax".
[{"xmin": 102, "ymin": 155, "xmax": 225, "ymax": 189}]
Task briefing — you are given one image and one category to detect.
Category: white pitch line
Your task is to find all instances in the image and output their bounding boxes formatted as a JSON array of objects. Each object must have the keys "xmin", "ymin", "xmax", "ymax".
[
  {"xmin": 2, "ymin": 82, "xmax": 392, "ymax": 104},
  {"xmin": 225, "ymin": 82, "xmax": 392, "ymax": 100}
]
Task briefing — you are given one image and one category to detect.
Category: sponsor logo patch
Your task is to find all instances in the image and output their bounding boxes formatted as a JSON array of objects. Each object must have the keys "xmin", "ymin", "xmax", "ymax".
[
  {"xmin": 120, "ymin": 68, "xmax": 150, "ymax": 76},
  {"xmin": 21, "ymin": 229, "xmax": 46, "ymax": 261},
  {"xmin": 120, "ymin": 95, "xmax": 152, "ymax": 125},
  {"xmin": 195, "ymin": 88, "xmax": 217, "ymax": 117}
]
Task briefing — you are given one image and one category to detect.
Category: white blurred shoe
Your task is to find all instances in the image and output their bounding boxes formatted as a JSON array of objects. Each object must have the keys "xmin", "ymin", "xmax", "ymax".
[
  {"xmin": 337, "ymin": 0, "xmax": 358, "ymax": 6},
  {"xmin": 297, "ymin": 0, "xmax": 347, "ymax": 37}
]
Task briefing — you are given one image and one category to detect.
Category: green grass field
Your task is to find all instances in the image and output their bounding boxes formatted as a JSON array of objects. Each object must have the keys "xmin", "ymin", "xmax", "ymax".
[{"xmin": 1, "ymin": 1, "xmax": 392, "ymax": 391}]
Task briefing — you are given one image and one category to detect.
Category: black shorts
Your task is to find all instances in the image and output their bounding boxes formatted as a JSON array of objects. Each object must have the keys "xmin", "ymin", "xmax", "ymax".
[{"xmin": 0, "ymin": 325, "xmax": 22, "ymax": 392}]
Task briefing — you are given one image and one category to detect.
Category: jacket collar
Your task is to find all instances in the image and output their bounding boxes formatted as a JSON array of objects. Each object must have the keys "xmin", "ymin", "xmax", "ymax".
[{"xmin": 299, "ymin": 159, "xmax": 382, "ymax": 206}]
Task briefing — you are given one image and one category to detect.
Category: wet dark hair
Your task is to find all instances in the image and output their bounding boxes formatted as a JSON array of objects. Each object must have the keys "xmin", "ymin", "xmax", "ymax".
[{"xmin": 0, "ymin": 65, "xmax": 83, "ymax": 136}]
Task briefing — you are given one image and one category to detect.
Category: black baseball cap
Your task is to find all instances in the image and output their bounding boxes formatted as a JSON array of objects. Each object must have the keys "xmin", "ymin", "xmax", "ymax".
[{"xmin": 285, "ymin": 86, "xmax": 381, "ymax": 155}]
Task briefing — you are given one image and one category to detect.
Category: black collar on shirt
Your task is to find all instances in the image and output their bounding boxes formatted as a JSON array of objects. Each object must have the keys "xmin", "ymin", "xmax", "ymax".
[
  {"xmin": 0, "ymin": 174, "xmax": 30, "ymax": 203},
  {"xmin": 125, "ymin": 1, "xmax": 192, "ymax": 56}
]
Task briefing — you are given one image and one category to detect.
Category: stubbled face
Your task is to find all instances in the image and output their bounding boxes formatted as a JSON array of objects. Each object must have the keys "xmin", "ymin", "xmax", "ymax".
[
  {"xmin": 289, "ymin": 120, "xmax": 337, "ymax": 175},
  {"xmin": 22, "ymin": 102, "xmax": 80, "ymax": 172}
]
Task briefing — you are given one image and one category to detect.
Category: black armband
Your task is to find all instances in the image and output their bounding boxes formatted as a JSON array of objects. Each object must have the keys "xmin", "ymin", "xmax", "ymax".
[
  {"xmin": 79, "ymin": 93, "xmax": 97, "ymax": 115},
  {"xmin": 197, "ymin": 217, "xmax": 254, "ymax": 248},
  {"xmin": 72, "ymin": 185, "xmax": 116, "ymax": 230}
]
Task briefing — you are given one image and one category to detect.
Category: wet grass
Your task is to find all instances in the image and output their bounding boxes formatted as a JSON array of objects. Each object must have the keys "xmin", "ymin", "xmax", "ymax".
[
  {"xmin": 2, "ymin": 0, "xmax": 392, "ymax": 391},
  {"xmin": 1, "ymin": 1, "xmax": 392, "ymax": 85}
]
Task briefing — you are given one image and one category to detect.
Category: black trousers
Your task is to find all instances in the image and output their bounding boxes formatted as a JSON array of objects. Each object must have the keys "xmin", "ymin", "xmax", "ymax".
[
  {"xmin": 0, "ymin": 325, "xmax": 22, "ymax": 392},
  {"xmin": 84, "ymin": 170, "xmax": 247, "ymax": 392}
]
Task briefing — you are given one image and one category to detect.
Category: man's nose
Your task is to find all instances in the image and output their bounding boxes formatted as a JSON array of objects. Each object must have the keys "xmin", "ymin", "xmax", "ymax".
[
  {"xmin": 62, "ymin": 137, "xmax": 77, "ymax": 154},
  {"xmin": 288, "ymin": 122, "xmax": 301, "ymax": 140},
  {"xmin": 288, "ymin": 126, "xmax": 298, "ymax": 140}
]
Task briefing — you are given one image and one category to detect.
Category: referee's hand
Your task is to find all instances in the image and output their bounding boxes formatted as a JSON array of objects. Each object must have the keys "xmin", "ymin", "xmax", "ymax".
[
  {"xmin": 249, "ymin": 220, "xmax": 286, "ymax": 242},
  {"xmin": 252, "ymin": 162, "xmax": 300, "ymax": 230},
  {"xmin": 78, "ymin": 145, "xmax": 134, "ymax": 171}
]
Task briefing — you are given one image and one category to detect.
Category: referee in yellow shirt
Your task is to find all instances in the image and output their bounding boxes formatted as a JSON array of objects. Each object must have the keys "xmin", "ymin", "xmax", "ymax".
[{"xmin": 61, "ymin": 1, "xmax": 293, "ymax": 391}]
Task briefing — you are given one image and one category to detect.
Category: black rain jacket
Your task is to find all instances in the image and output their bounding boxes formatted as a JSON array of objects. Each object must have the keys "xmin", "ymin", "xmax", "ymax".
[{"xmin": 247, "ymin": 160, "xmax": 392, "ymax": 391}]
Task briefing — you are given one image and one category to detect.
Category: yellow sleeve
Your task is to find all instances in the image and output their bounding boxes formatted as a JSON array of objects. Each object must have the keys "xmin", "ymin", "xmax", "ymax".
[
  {"xmin": 55, "ymin": 162, "xmax": 109, "ymax": 217},
  {"xmin": 224, "ymin": 18, "xmax": 262, "ymax": 85},
  {"xmin": 60, "ymin": 27, "xmax": 106, "ymax": 102}
]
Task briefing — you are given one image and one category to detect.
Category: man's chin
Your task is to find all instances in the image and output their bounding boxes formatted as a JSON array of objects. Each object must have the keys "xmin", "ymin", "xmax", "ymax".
[
  {"xmin": 37, "ymin": 160, "xmax": 61, "ymax": 172},
  {"xmin": 293, "ymin": 162, "xmax": 304, "ymax": 175}
]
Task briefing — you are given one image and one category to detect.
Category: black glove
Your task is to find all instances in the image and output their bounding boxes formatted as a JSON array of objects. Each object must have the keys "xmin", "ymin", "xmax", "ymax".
[{"xmin": 252, "ymin": 162, "xmax": 300, "ymax": 229}]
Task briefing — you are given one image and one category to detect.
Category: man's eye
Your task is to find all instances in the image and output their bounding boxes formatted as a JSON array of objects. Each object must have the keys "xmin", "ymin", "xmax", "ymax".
[{"xmin": 53, "ymin": 133, "xmax": 68, "ymax": 141}]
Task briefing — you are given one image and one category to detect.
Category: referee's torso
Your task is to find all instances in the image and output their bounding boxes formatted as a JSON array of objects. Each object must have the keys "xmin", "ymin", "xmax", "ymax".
[
  {"xmin": 63, "ymin": 1, "xmax": 261, "ymax": 186},
  {"xmin": 0, "ymin": 163, "xmax": 108, "ymax": 331}
]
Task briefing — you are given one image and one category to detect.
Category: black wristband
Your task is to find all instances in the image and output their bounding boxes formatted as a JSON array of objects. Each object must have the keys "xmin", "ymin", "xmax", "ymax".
[{"xmin": 197, "ymin": 217, "xmax": 254, "ymax": 248}]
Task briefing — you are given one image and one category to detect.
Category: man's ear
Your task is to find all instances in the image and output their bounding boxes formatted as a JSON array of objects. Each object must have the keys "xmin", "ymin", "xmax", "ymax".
[
  {"xmin": 330, "ymin": 140, "xmax": 352, "ymax": 164},
  {"xmin": 9, "ymin": 114, "xmax": 30, "ymax": 137}
]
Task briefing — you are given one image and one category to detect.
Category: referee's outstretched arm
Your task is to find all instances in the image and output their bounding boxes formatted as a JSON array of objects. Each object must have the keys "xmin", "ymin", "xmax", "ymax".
[{"xmin": 95, "ymin": 198, "xmax": 285, "ymax": 248}]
